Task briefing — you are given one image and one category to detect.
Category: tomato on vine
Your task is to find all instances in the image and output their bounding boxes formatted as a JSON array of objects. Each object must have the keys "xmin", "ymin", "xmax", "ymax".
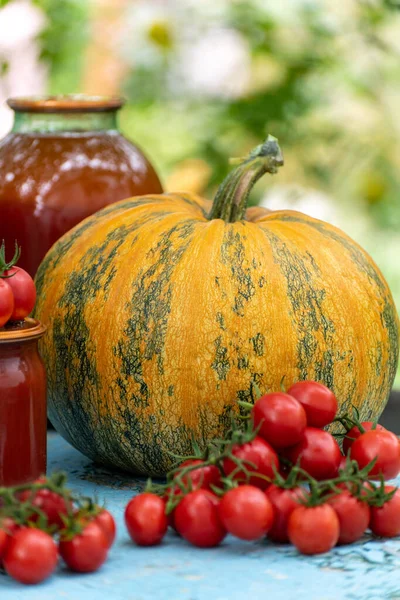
[
  {"xmin": 0, "ymin": 242, "xmax": 36, "ymax": 324},
  {"xmin": 0, "ymin": 528, "xmax": 8, "ymax": 560},
  {"xmin": 285, "ymin": 428, "xmax": 342, "ymax": 480},
  {"xmin": 93, "ymin": 509, "xmax": 116, "ymax": 548},
  {"xmin": 266, "ymin": 485, "xmax": 308, "ymax": 543},
  {"xmin": 342, "ymin": 422, "xmax": 386, "ymax": 456},
  {"xmin": 288, "ymin": 504, "xmax": 340, "ymax": 555},
  {"xmin": 0, "ymin": 279, "xmax": 14, "ymax": 327},
  {"xmin": 222, "ymin": 436, "xmax": 279, "ymax": 490},
  {"xmin": 59, "ymin": 520, "xmax": 108, "ymax": 573},
  {"xmin": 175, "ymin": 459, "xmax": 222, "ymax": 492},
  {"xmin": 370, "ymin": 486, "xmax": 400, "ymax": 537},
  {"xmin": 4, "ymin": 528, "xmax": 58, "ymax": 585},
  {"xmin": 19, "ymin": 478, "xmax": 71, "ymax": 529},
  {"xmin": 287, "ymin": 381, "xmax": 338, "ymax": 428},
  {"xmin": 251, "ymin": 392, "xmax": 307, "ymax": 450},
  {"xmin": 350, "ymin": 429, "xmax": 400, "ymax": 480},
  {"xmin": 327, "ymin": 490, "xmax": 370, "ymax": 544},
  {"xmin": 174, "ymin": 489, "xmax": 226, "ymax": 548},
  {"xmin": 218, "ymin": 485, "xmax": 274, "ymax": 541},
  {"xmin": 125, "ymin": 493, "xmax": 168, "ymax": 546},
  {"xmin": 2, "ymin": 266, "xmax": 36, "ymax": 321},
  {"xmin": 0, "ymin": 517, "xmax": 19, "ymax": 562}
]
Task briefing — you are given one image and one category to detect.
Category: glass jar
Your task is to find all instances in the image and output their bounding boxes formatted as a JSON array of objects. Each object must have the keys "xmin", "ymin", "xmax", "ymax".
[
  {"xmin": 0, "ymin": 319, "xmax": 47, "ymax": 486},
  {"xmin": 0, "ymin": 96, "xmax": 163, "ymax": 277}
]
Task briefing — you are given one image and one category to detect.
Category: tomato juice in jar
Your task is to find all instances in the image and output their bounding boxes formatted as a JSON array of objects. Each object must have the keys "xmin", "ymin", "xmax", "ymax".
[
  {"xmin": 0, "ymin": 318, "xmax": 47, "ymax": 486},
  {"xmin": 0, "ymin": 96, "xmax": 163, "ymax": 277}
]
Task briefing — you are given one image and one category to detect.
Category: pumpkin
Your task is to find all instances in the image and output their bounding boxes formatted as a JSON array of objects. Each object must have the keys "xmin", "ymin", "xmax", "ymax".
[{"xmin": 35, "ymin": 136, "xmax": 399, "ymax": 476}]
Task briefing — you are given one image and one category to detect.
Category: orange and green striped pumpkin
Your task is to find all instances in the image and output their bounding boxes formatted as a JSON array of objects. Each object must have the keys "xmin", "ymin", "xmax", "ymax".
[{"xmin": 35, "ymin": 136, "xmax": 399, "ymax": 476}]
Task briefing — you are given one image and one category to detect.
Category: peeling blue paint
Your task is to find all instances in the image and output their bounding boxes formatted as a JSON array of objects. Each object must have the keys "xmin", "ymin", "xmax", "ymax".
[{"xmin": 1, "ymin": 434, "xmax": 400, "ymax": 600}]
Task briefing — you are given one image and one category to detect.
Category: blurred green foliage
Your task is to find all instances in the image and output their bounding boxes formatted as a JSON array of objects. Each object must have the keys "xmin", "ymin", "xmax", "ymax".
[
  {"xmin": 0, "ymin": 0, "xmax": 88, "ymax": 80},
  {"xmin": 34, "ymin": 0, "xmax": 89, "ymax": 93}
]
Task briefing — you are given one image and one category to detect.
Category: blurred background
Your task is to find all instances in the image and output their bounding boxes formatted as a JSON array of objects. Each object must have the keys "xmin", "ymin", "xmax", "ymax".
[{"xmin": 1, "ymin": 0, "xmax": 400, "ymax": 394}]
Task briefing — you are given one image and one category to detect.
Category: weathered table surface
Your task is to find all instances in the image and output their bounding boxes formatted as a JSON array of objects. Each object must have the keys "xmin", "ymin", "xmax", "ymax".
[{"xmin": 1, "ymin": 433, "xmax": 400, "ymax": 600}]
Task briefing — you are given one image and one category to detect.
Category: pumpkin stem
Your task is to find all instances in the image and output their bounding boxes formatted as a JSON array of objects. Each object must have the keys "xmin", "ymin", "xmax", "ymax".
[{"xmin": 208, "ymin": 135, "xmax": 284, "ymax": 222}]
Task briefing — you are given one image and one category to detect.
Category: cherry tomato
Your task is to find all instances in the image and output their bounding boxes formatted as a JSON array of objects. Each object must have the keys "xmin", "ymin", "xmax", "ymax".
[
  {"xmin": 0, "ymin": 516, "xmax": 19, "ymax": 537},
  {"xmin": 327, "ymin": 490, "xmax": 370, "ymax": 544},
  {"xmin": 0, "ymin": 517, "xmax": 19, "ymax": 561},
  {"xmin": 285, "ymin": 427, "xmax": 342, "ymax": 480},
  {"xmin": 125, "ymin": 493, "xmax": 167, "ymax": 546},
  {"xmin": 0, "ymin": 529, "xmax": 8, "ymax": 560},
  {"xmin": 218, "ymin": 485, "xmax": 274, "ymax": 541},
  {"xmin": 343, "ymin": 422, "xmax": 386, "ymax": 456},
  {"xmin": 251, "ymin": 392, "xmax": 307, "ymax": 450},
  {"xmin": 370, "ymin": 486, "xmax": 400, "ymax": 537},
  {"xmin": 4, "ymin": 528, "xmax": 58, "ymax": 584},
  {"xmin": 222, "ymin": 436, "xmax": 279, "ymax": 490},
  {"xmin": 0, "ymin": 279, "xmax": 14, "ymax": 327},
  {"xmin": 287, "ymin": 381, "xmax": 338, "ymax": 428},
  {"xmin": 266, "ymin": 485, "xmax": 309, "ymax": 543},
  {"xmin": 174, "ymin": 489, "xmax": 226, "ymax": 548},
  {"xmin": 288, "ymin": 504, "xmax": 340, "ymax": 554},
  {"xmin": 19, "ymin": 480, "xmax": 71, "ymax": 529},
  {"xmin": 176, "ymin": 459, "xmax": 222, "ymax": 491},
  {"xmin": 93, "ymin": 509, "xmax": 116, "ymax": 548},
  {"xmin": 350, "ymin": 429, "xmax": 400, "ymax": 480},
  {"xmin": 59, "ymin": 521, "xmax": 108, "ymax": 573},
  {"xmin": 2, "ymin": 266, "xmax": 36, "ymax": 321}
]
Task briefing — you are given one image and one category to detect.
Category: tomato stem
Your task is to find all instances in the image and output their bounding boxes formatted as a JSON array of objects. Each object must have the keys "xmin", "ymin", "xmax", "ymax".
[{"xmin": 0, "ymin": 240, "xmax": 21, "ymax": 277}]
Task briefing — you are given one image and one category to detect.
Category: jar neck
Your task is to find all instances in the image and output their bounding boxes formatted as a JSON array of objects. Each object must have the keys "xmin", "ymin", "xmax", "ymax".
[{"xmin": 11, "ymin": 111, "xmax": 118, "ymax": 134}]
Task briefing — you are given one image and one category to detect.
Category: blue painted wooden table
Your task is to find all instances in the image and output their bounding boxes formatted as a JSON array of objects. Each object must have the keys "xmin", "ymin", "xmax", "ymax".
[{"xmin": 2, "ymin": 433, "xmax": 400, "ymax": 600}]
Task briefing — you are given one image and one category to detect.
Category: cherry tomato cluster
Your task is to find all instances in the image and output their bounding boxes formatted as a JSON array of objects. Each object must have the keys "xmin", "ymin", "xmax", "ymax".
[
  {"xmin": 0, "ymin": 474, "xmax": 116, "ymax": 585},
  {"xmin": 0, "ymin": 242, "xmax": 36, "ymax": 327},
  {"xmin": 124, "ymin": 381, "xmax": 400, "ymax": 555}
]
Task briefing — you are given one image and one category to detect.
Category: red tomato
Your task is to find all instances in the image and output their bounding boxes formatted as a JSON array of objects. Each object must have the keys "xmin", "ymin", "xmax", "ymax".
[
  {"xmin": 59, "ymin": 521, "xmax": 108, "ymax": 573},
  {"xmin": 174, "ymin": 489, "xmax": 226, "ymax": 548},
  {"xmin": 328, "ymin": 490, "xmax": 370, "ymax": 544},
  {"xmin": 19, "ymin": 481, "xmax": 71, "ymax": 529},
  {"xmin": 266, "ymin": 485, "xmax": 309, "ymax": 543},
  {"xmin": 370, "ymin": 486, "xmax": 400, "ymax": 537},
  {"xmin": 0, "ymin": 529, "xmax": 8, "ymax": 560},
  {"xmin": 2, "ymin": 266, "xmax": 36, "ymax": 320},
  {"xmin": 0, "ymin": 279, "xmax": 14, "ymax": 327},
  {"xmin": 288, "ymin": 504, "xmax": 340, "ymax": 554},
  {"xmin": 287, "ymin": 381, "xmax": 338, "ymax": 428},
  {"xmin": 218, "ymin": 485, "xmax": 274, "ymax": 541},
  {"xmin": 125, "ymin": 493, "xmax": 168, "ymax": 546},
  {"xmin": 343, "ymin": 422, "xmax": 386, "ymax": 456},
  {"xmin": 350, "ymin": 430, "xmax": 400, "ymax": 480},
  {"xmin": 4, "ymin": 528, "xmax": 58, "ymax": 584},
  {"xmin": 251, "ymin": 393, "xmax": 307, "ymax": 450},
  {"xmin": 176, "ymin": 459, "xmax": 222, "ymax": 491},
  {"xmin": 222, "ymin": 436, "xmax": 279, "ymax": 490},
  {"xmin": 285, "ymin": 427, "xmax": 342, "ymax": 480},
  {"xmin": 93, "ymin": 509, "xmax": 116, "ymax": 548},
  {"xmin": 0, "ymin": 517, "xmax": 19, "ymax": 561}
]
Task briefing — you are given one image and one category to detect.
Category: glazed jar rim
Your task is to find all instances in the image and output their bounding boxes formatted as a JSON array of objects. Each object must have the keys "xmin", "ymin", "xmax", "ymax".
[
  {"xmin": 7, "ymin": 95, "xmax": 125, "ymax": 114},
  {"xmin": 0, "ymin": 318, "xmax": 46, "ymax": 343}
]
